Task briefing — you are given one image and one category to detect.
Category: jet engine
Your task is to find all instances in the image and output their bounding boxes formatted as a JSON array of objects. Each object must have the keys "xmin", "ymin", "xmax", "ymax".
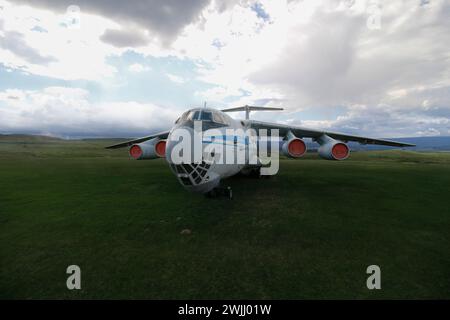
[
  {"xmin": 281, "ymin": 132, "xmax": 307, "ymax": 158},
  {"xmin": 129, "ymin": 138, "xmax": 166, "ymax": 160},
  {"xmin": 317, "ymin": 135, "xmax": 349, "ymax": 160}
]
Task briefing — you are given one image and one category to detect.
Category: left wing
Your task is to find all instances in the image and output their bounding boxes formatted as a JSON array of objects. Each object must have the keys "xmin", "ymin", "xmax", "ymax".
[
  {"xmin": 105, "ymin": 130, "xmax": 170, "ymax": 149},
  {"xmin": 246, "ymin": 120, "xmax": 415, "ymax": 147}
]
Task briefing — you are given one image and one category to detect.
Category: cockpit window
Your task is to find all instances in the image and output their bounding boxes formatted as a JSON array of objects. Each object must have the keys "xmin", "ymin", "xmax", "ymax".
[
  {"xmin": 187, "ymin": 110, "xmax": 214, "ymax": 121},
  {"xmin": 178, "ymin": 109, "xmax": 229, "ymax": 128},
  {"xmin": 188, "ymin": 110, "xmax": 201, "ymax": 120},
  {"xmin": 200, "ymin": 111, "xmax": 213, "ymax": 121},
  {"xmin": 213, "ymin": 112, "xmax": 227, "ymax": 125},
  {"xmin": 176, "ymin": 111, "xmax": 189, "ymax": 123}
]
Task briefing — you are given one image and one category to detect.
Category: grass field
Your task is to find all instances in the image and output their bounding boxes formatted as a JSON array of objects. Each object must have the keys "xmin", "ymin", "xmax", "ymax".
[{"xmin": 1, "ymin": 135, "xmax": 449, "ymax": 299}]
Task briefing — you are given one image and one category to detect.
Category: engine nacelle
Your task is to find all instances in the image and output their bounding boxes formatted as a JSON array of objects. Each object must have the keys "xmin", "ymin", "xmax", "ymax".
[
  {"xmin": 129, "ymin": 138, "xmax": 166, "ymax": 160},
  {"xmin": 317, "ymin": 135, "xmax": 349, "ymax": 160},
  {"xmin": 281, "ymin": 132, "xmax": 307, "ymax": 158}
]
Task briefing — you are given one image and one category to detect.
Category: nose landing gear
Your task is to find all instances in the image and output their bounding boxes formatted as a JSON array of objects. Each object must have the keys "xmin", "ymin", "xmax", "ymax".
[{"xmin": 205, "ymin": 186, "xmax": 233, "ymax": 199}]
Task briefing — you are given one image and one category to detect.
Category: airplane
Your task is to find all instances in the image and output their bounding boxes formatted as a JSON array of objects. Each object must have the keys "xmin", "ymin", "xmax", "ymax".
[{"xmin": 106, "ymin": 105, "xmax": 415, "ymax": 198}]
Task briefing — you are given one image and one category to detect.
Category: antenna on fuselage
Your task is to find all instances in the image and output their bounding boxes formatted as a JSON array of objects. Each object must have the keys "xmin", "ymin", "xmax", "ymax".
[{"xmin": 221, "ymin": 105, "xmax": 283, "ymax": 120}]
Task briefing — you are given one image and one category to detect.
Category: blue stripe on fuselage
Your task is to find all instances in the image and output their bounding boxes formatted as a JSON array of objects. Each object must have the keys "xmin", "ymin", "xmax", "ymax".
[{"xmin": 202, "ymin": 135, "xmax": 248, "ymax": 147}]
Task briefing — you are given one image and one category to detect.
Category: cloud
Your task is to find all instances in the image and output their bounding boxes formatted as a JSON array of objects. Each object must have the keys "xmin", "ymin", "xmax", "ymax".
[
  {"xmin": 128, "ymin": 63, "xmax": 150, "ymax": 73},
  {"xmin": 249, "ymin": 10, "xmax": 363, "ymax": 105},
  {"xmin": 100, "ymin": 28, "xmax": 150, "ymax": 48},
  {"xmin": 167, "ymin": 73, "xmax": 185, "ymax": 84},
  {"xmin": 0, "ymin": 2, "xmax": 119, "ymax": 80},
  {"xmin": 12, "ymin": 0, "xmax": 211, "ymax": 44},
  {"xmin": 299, "ymin": 103, "xmax": 450, "ymax": 138},
  {"xmin": 0, "ymin": 0, "xmax": 449, "ymax": 138},
  {"xmin": 0, "ymin": 30, "xmax": 57, "ymax": 64},
  {"xmin": 0, "ymin": 87, "xmax": 178, "ymax": 137},
  {"xmin": 193, "ymin": 0, "xmax": 450, "ymax": 137},
  {"xmin": 195, "ymin": 85, "xmax": 243, "ymax": 101},
  {"xmin": 248, "ymin": 1, "xmax": 450, "ymax": 107}
]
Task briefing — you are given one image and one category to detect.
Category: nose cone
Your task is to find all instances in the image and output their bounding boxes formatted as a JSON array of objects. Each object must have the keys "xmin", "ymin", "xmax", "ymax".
[{"xmin": 166, "ymin": 125, "xmax": 220, "ymax": 193}]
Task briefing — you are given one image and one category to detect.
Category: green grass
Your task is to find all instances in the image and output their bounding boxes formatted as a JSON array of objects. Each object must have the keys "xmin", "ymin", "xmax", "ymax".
[{"xmin": 1, "ymin": 136, "xmax": 449, "ymax": 299}]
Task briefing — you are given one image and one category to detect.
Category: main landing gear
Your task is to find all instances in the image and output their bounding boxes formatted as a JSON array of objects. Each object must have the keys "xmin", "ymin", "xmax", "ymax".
[
  {"xmin": 205, "ymin": 186, "xmax": 233, "ymax": 199},
  {"xmin": 251, "ymin": 167, "xmax": 271, "ymax": 179},
  {"xmin": 242, "ymin": 167, "xmax": 271, "ymax": 179}
]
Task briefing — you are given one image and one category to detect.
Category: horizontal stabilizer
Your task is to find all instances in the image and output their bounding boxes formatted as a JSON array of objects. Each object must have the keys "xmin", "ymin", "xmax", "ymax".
[{"xmin": 221, "ymin": 105, "xmax": 283, "ymax": 120}]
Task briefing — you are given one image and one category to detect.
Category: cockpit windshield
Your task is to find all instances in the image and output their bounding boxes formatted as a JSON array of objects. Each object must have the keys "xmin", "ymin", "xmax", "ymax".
[
  {"xmin": 186, "ymin": 110, "xmax": 214, "ymax": 121},
  {"xmin": 176, "ymin": 109, "xmax": 230, "ymax": 128},
  {"xmin": 200, "ymin": 111, "xmax": 213, "ymax": 121},
  {"xmin": 188, "ymin": 110, "xmax": 201, "ymax": 120}
]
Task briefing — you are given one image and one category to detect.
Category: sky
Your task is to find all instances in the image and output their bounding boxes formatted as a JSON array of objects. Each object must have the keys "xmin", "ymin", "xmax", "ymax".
[{"xmin": 0, "ymin": 0, "xmax": 449, "ymax": 138}]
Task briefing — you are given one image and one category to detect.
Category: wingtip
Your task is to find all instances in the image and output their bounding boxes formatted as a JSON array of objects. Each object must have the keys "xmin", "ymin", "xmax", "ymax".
[{"xmin": 399, "ymin": 142, "xmax": 416, "ymax": 147}]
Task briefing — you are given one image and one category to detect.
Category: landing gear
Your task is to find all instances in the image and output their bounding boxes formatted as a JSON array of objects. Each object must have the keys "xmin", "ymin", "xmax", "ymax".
[
  {"xmin": 251, "ymin": 167, "xmax": 270, "ymax": 179},
  {"xmin": 205, "ymin": 186, "xmax": 233, "ymax": 199},
  {"xmin": 251, "ymin": 167, "xmax": 262, "ymax": 178}
]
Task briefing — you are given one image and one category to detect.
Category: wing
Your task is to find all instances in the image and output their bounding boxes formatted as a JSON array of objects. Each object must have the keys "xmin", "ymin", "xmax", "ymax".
[
  {"xmin": 105, "ymin": 130, "xmax": 170, "ymax": 149},
  {"xmin": 246, "ymin": 120, "xmax": 415, "ymax": 147}
]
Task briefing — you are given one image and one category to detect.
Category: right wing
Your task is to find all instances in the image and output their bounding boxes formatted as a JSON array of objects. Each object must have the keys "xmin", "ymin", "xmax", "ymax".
[
  {"xmin": 246, "ymin": 120, "xmax": 415, "ymax": 147},
  {"xmin": 105, "ymin": 130, "xmax": 170, "ymax": 149}
]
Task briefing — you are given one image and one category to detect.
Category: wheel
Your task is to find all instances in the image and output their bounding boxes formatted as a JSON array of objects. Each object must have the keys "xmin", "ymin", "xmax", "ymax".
[{"xmin": 251, "ymin": 168, "xmax": 262, "ymax": 178}]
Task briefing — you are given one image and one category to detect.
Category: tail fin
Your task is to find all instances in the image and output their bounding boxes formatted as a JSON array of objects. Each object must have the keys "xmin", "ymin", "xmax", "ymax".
[{"xmin": 221, "ymin": 105, "xmax": 283, "ymax": 120}]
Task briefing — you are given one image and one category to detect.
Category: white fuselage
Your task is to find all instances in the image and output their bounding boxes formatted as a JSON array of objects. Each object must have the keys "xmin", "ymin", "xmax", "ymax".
[{"xmin": 165, "ymin": 108, "xmax": 261, "ymax": 193}]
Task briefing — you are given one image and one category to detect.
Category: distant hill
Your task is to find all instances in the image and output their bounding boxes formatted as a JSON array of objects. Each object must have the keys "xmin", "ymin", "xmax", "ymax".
[
  {"xmin": 306, "ymin": 136, "xmax": 450, "ymax": 151},
  {"xmin": 0, "ymin": 134, "xmax": 63, "ymax": 143},
  {"xmin": 298, "ymin": 136, "xmax": 450, "ymax": 152},
  {"xmin": 347, "ymin": 136, "xmax": 450, "ymax": 151},
  {"xmin": 2, "ymin": 134, "xmax": 450, "ymax": 151}
]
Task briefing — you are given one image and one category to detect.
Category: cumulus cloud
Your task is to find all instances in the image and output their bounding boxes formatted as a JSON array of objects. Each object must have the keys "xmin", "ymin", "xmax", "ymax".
[
  {"xmin": 100, "ymin": 28, "xmax": 150, "ymax": 48},
  {"xmin": 128, "ymin": 63, "xmax": 150, "ymax": 73},
  {"xmin": 299, "ymin": 104, "xmax": 450, "ymax": 138},
  {"xmin": 0, "ymin": 2, "xmax": 119, "ymax": 80},
  {"xmin": 0, "ymin": 30, "xmax": 57, "ymax": 64},
  {"xmin": 167, "ymin": 73, "xmax": 185, "ymax": 84},
  {"xmin": 249, "ymin": 1, "xmax": 450, "ymax": 109},
  {"xmin": 12, "ymin": 0, "xmax": 211, "ymax": 44},
  {"xmin": 186, "ymin": 0, "xmax": 450, "ymax": 137},
  {"xmin": 0, "ymin": 87, "xmax": 178, "ymax": 137}
]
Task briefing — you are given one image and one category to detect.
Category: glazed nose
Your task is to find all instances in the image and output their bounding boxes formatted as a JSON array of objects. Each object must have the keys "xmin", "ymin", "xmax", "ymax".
[{"xmin": 170, "ymin": 161, "xmax": 212, "ymax": 186}]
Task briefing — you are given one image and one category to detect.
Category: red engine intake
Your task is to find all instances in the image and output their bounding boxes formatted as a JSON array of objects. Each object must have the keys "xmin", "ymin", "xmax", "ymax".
[
  {"xmin": 129, "ymin": 144, "xmax": 143, "ymax": 159},
  {"xmin": 129, "ymin": 139, "xmax": 166, "ymax": 160},
  {"xmin": 317, "ymin": 135, "xmax": 349, "ymax": 160},
  {"xmin": 331, "ymin": 143, "xmax": 349, "ymax": 160},
  {"xmin": 281, "ymin": 137, "xmax": 307, "ymax": 158},
  {"xmin": 155, "ymin": 140, "xmax": 166, "ymax": 157}
]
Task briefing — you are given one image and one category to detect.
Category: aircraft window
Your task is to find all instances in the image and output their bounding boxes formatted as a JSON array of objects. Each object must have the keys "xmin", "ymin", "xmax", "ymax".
[
  {"xmin": 188, "ymin": 110, "xmax": 201, "ymax": 120},
  {"xmin": 181, "ymin": 110, "xmax": 229, "ymax": 128},
  {"xmin": 222, "ymin": 114, "xmax": 233, "ymax": 125},
  {"xmin": 177, "ymin": 111, "xmax": 190, "ymax": 123},
  {"xmin": 200, "ymin": 111, "xmax": 213, "ymax": 121},
  {"xmin": 213, "ymin": 112, "xmax": 227, "ymax": 125}
]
